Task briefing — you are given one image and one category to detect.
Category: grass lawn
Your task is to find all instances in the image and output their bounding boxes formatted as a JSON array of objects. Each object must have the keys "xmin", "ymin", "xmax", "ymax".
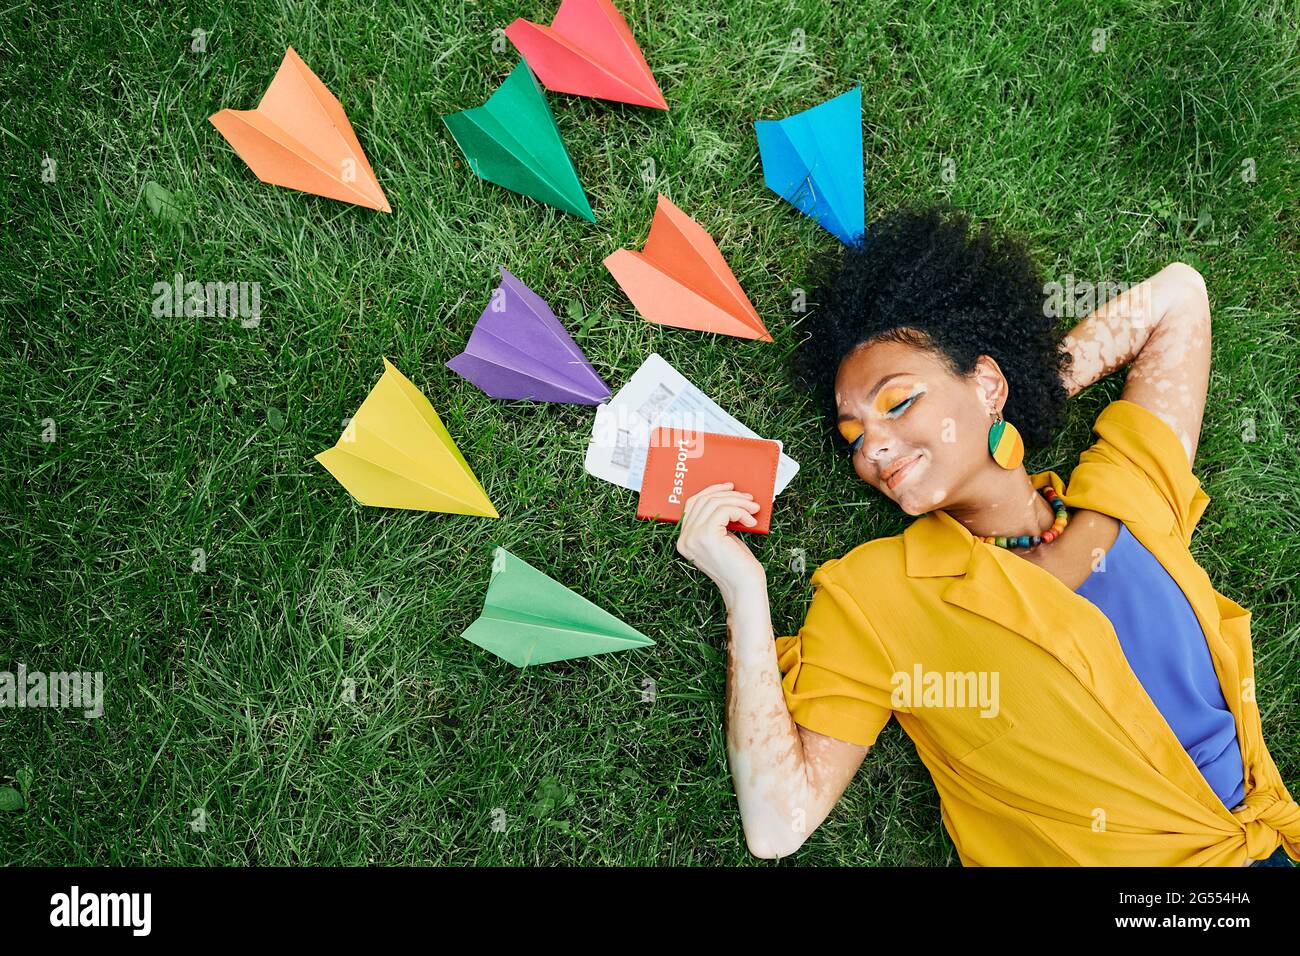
[{"xmin": 1, "ymin": 0, "xmax": 1297, "ymax": 865}]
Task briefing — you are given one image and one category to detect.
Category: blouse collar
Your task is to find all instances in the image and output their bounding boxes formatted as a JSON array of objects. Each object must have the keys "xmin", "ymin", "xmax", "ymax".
[{"xmin": 903, "ymin": 467, "xmax": 1176, "ymax": 579}]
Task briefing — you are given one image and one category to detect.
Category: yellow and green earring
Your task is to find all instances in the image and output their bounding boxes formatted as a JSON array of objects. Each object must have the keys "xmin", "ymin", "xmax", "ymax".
[{"xmin": 987, "ymin": 412, "xmax": 1024, "ymax": 469}]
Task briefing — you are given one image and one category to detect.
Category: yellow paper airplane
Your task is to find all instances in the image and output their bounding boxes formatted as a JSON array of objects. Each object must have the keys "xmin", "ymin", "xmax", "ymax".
[{"xmin": 315, "ymin": 359, "xmax": 499, "ymax": 516}]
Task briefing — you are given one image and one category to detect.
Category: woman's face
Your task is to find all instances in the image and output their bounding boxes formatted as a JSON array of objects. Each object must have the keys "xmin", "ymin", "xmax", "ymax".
[{"xmin": 834, "ymin": 338, "xmax": 1004, "ymax": 516}]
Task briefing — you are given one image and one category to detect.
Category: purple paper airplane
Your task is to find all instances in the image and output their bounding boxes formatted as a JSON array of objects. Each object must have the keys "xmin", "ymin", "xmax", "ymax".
[{"xmin": 447, "ymin": 266, "xmax": 611, "ymax": 405}]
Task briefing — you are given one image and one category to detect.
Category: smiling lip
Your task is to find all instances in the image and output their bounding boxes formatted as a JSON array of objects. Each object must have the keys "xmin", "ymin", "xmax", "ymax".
[{"xmin": 884, "ymin": 453, "xmax": 923, "ymax": 490}]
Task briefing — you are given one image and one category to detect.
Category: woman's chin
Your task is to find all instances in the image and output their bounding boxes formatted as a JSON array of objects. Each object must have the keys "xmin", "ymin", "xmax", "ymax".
[
  {"xmin": 885, "ymin": 483, "xmax": 923, "ymax": 515},
  {"xmin": 896, "ymin": 495, "xmax": 929, "ymax": 516},
  {"xmin": 886, "ymin": 458, "xmax": 939, "ymax": 514}
]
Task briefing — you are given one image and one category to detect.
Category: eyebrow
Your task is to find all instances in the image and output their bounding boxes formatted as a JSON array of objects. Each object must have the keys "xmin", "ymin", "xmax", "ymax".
[{"xmin": 836, "ymin": 373, "xmax": 913, "ymax": 422}]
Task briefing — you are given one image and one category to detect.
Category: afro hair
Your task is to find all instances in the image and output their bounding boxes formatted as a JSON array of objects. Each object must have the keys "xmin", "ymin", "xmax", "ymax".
[{"xmin": 792, "ymin": 201, "xmax": 1073, "ymax": 452}]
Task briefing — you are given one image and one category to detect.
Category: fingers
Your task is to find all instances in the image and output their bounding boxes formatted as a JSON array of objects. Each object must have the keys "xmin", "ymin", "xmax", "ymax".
[
  {"xmin": 681, "ymin": 481, "xmax": 734, "ymax": 521},
  {"xmin": 684, "ymin": 490, "xmax": 757, "ymax": 526},
  {"xmin": 682, "ymin": 482, "xmax": 754, "ymax": 521},
  {"xmin": 682, "ymin": 485, "xmax": 761, "ymax": 532},
  {"xmin": 675, "ymin": 483, "xmax": 762, "ymax": 562}
]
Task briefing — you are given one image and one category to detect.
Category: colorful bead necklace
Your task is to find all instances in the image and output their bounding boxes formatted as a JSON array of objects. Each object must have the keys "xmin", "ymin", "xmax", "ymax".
[{"xmin": 978, "ymin": 486, "xmax": 1069, "ymax": 549}]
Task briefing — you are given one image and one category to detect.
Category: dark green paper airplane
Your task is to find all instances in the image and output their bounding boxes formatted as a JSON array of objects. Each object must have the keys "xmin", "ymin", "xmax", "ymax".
[{"xmin": 442, "ymin": 60, "xmax": 595, "ymax": 222}]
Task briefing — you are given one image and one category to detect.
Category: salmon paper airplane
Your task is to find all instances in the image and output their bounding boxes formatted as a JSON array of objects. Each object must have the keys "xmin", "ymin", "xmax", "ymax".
[
  {"xmin": 754, "ymin": 86, "xmax": 863, "ymax": 245},
  {"xmin": 315, "ymin": 359, "xmax": 499, "ymax": 517},
  {"xmin": 209, "ymin": 47, "xmax": 391, "ymax": 212},
  {"xmin": 442, "ymin": 60, "xmax": 595, "ymax": 222},
  {"xmin": 460, "ymin": 546, "xmax": 655, "ymax": 667},
  {"xmin": 603, "ymin": 194, "xmax": 771, "ymax": 341},
  {"xmin": 505, "ymin": 0, "xmax": 667, "ymax": 110},
  {"xmin": 446, "ymin": 266, "xmax": 611, "ymax": 405}
]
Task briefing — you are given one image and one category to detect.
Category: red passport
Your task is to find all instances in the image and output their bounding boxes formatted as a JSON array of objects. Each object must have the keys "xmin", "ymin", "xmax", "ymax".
[{"xmin": 636, "ymin": 427, "xmax": 780, "ymax": 534}]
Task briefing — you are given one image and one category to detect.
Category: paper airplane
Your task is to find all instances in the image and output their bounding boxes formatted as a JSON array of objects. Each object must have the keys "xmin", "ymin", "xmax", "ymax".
[
  {"xmin": 754, "ymin": 86, "xmax": 863, "ymax": 245},
  {"xmin": 442, "ymin": 60, "xmax": 594, "ymax": 222},
  {"xmin": 209, "ymin": 47, "xmax": 390, "ymax": 212},
  {"xmin": 505, "ymin": 0, "xmax": 667, "ymax": 110},
  {"xmin": 604, "ymin": 194, "xmax": 771, "ymax": 341},
  {"xmin": 315, "ymin": 358, "xmax": 498, "ymax": 516},
  {"xmin": 461, "ymin": 546, "xmax": 655, "ymax": 666},
  {"xmin": 446, "ymin": 266, "xmax": 610, "ymax": 405}
]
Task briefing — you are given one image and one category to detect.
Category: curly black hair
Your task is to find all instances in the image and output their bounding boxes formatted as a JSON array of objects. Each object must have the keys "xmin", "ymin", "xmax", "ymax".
[{"xmin": 792, "ymin": 201, "xmax": 1072, "ymax": 452}]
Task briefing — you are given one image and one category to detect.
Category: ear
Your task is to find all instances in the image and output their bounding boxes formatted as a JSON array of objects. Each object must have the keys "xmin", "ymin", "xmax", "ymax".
[{"xmin": 971, "ymin": 355, "xmax": 1009, "ymax": 412}]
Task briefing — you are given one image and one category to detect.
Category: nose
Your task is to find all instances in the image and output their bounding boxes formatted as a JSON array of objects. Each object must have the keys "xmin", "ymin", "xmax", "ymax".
[{"xmin": 861, "ymin": 416, "xmax": 900, "ymax": 465}]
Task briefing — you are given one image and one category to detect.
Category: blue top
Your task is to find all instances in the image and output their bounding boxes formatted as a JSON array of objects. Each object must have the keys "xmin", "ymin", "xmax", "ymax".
[{"xmin": 1075, "ymin": 522, "xmax": 1246, "ymax": 810}]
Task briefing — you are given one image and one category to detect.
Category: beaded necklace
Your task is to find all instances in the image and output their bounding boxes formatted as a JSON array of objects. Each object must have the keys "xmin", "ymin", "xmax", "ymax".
[{"xmin": 978, "ymin": 485, "xmax": 1069, "ymax": 549}]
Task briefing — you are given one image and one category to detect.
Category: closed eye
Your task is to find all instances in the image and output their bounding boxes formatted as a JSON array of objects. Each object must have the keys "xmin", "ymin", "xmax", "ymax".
[
  {"xmin": 840, "ymin": 389, "xmax": 921, "ymax": 452},
  {"xmin": 886, "ymin": 393, "xmax": 919, "ymax": 417},
  {"xmin": 838, "ymin": 421, "xmax": 865, "ymax": 453}
]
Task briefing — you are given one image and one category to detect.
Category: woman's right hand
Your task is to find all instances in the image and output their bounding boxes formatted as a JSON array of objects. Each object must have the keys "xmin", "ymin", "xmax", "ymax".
[{"xmin": 674, "ymin": 482, "xmax": 767, "ymax": 606}]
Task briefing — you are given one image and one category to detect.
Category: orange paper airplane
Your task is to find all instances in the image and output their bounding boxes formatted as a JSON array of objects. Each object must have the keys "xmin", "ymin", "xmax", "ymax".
[
  {"xmin": 604, "ymin": 194, "xmax": 771, "ymax": 341},
  {"xmin": 505, "ymin": 0, "xmax": 668, "ymax": 110},
  {"xmin": 209, "ymin": 47, "xmax": 391, "ymax": 212}
]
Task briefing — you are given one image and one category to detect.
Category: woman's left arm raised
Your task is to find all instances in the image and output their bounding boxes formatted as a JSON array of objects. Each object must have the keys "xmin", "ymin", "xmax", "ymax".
[{"xmin": 1058, "ymin": 262, "xmax": 1212, "ymax": 465}]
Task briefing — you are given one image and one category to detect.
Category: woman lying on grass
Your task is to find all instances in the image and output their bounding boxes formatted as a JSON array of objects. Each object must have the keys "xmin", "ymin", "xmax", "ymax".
[{"xmin": 675, "ymin": 203, "xmax": 1300, "ymax": 866}]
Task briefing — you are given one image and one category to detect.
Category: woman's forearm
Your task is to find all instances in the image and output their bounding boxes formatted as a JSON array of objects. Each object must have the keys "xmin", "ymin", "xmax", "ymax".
[
  {"xmin": 723, "ymin": 584, "xmax": 823, "ymax": 858},
  {"xmin": 1057, "ymin": 262, "xmax": 1202, "ymax": 398}
]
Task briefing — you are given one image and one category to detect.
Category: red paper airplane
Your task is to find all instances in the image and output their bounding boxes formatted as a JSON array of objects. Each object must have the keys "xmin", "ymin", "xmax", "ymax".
[{"xmin": 505, "ymin": 0, "xmax": 668, "ymax": 110}]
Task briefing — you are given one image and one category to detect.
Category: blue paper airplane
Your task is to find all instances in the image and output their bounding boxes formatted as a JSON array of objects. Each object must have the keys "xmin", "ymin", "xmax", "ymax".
[{"xmin": 754, "ymin": 86, "xmax": 864, "ymax": 245}]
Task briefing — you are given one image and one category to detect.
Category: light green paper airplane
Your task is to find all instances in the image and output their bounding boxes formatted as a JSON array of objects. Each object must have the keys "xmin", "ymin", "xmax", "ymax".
[{"xmin": 461, "ymin": 547, "xmax": 655, "ymax": 667}]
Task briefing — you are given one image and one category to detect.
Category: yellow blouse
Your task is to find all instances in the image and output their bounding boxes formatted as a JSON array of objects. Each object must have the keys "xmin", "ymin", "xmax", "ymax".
[{"xmin": 776, "ymin": 399, "xmax": 1300, "ymax": 866}]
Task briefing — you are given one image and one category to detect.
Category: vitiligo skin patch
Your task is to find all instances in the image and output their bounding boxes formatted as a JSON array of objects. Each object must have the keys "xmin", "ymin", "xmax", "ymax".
[{"xmin": 1058, "ymin": 264, "xmax": 1211, "ymax": 465}]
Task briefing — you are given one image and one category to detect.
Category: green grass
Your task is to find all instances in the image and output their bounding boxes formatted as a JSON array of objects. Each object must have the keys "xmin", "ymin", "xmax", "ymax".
[{"xmin": 1, "ymin": 0, "xmax": 1297, "ymax": 865}]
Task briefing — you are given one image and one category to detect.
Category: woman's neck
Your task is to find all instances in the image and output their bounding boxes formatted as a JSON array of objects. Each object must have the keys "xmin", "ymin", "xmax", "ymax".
[{"xmin": 944, "ymin": 468, "xmax": 1056, "ymax": 541}]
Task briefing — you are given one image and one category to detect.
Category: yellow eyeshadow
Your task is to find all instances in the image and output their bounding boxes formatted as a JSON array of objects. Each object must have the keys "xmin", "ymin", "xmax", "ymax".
[
  {"xmin": 874, "ymin": 385, "xmax": 915, "ymax": 414},
  {"xmin": 838, "ymin": 420, "xmax": 864, "ymax": 445}
]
